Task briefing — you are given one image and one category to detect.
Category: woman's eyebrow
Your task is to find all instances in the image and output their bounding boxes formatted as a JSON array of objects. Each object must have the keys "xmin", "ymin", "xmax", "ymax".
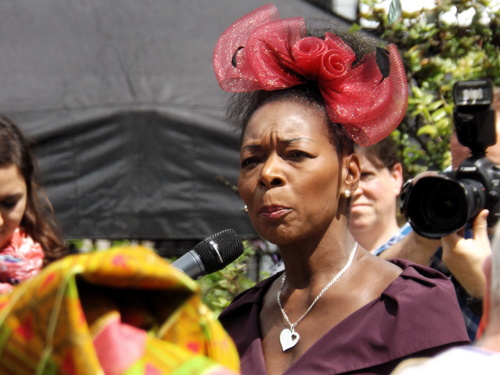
[
  {"xmin": 283, "ymin": 137, "xmax": 316, "ymax": 144},
  {"xmin": 0, "ymin": 192, "xmax": 23, "ymax": 200},
  {"xmin": 241, "ymin": 137, "xmax": 316, "ymax": 151}
]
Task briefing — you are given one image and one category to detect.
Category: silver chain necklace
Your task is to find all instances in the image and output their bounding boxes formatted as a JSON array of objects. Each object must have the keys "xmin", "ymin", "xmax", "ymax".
[{"xmin": 276, "ymin": 242, "xmax": 358, "ymax": 351}]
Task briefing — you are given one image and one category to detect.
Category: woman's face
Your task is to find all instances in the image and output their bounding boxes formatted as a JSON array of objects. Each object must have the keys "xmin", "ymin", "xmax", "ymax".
[
  {"xmin": 349, "ymin": 154, "xmax": 402, "ymax": 232},
  {"xmin": 0, "ymin": 164, "xmax": 27, "ymax": 248},
  {"xmin": 238, "ymin": 100, "xmax": 357, "ymax": 245}
]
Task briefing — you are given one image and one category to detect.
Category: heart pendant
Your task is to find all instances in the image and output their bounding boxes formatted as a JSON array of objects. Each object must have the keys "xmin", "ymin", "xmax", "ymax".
[{"xmin": 279, "ymin": 328, "xmax": 300, "ymax": 351}]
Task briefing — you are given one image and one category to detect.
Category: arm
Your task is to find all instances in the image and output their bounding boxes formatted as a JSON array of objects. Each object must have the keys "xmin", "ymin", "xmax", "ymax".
[
  {"xmin": 381, "ymin": 210, "xmax": 491, "ymax": 299},
  {"xmin": 440, "ymin": 209, "xmax": 491, "ymax": 299},
  {"xmin": 378, "ymin": 230, "xmax": 440, "ymax": 266}
]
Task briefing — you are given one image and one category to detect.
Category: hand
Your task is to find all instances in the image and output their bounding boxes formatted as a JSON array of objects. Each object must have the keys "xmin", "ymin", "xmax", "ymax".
[
  {"xmin": 378, "ymin": 230, "xmax": 440, "ymax": 265},
  {"xmin": 441, "ymin": 209, "xmax": 491, "ymax": 299}
]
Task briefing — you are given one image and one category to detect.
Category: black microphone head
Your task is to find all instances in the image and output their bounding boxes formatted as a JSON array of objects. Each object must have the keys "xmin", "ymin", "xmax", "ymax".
[{"xmin": 193, "ymin": 229, "xmax": 244, "ymax": 274}]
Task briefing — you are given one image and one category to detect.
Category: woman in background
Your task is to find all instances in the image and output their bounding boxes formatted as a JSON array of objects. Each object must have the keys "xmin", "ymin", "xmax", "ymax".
[
  {"xmin": 349, "ymin": 136, "xmax": 410, "ymax": 254},
  {"xmin": 0, "ymin": 115, "xmax": 67, "ymax": 293}
]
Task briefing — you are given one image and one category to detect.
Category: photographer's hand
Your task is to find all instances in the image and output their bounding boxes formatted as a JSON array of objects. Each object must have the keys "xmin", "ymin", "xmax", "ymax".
[
  {"xmin": 441, "ymin": 209, "xmax": 491, "ymax": 299},
  {"xmin": 378, "ymin": 230, "xmax": 440, "ymax": 265}
]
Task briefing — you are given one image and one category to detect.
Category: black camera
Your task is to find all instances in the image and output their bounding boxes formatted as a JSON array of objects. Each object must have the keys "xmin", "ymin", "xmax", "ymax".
[{"xmin": 401, "ymin": 79, "xmax": 500, "ymax": 238}]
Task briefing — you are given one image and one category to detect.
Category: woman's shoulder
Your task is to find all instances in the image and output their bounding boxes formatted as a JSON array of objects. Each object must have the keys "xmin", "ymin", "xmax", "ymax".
[
  {"xmin": 389, "ymin": 257, "xmax": 453, "ymax": 284},
  {"xmin": 219, "ymin": 273, "xmax": 280, "ymax": 321},
  {"xmin": 380, "ymin": 257, "xmax": 461, "ymax": 303},
  {"xmin": 381, "ymin": 258, "xmax": 469, "ymax": 338},
  {"xmin": 353, "ymin": 256, "xmax": 469, "ymax": 342}
]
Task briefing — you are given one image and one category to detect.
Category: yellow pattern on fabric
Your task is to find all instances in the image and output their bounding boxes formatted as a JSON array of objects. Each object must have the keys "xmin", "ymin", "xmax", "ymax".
[{"xmin": 0, "ymin": 246, "xmax": 240, "ymax": 374}]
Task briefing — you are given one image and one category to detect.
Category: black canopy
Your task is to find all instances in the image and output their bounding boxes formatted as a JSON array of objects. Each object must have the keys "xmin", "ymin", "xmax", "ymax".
[{"xmin": 0, "ymin": 0, "xmax": 352, "ymax": 243}]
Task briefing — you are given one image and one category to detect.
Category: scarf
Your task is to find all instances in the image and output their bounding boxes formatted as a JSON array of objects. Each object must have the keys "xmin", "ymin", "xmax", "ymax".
[
  {"xmin": 0, "ymin": 245, "xmax": 240, "ymax": 374},
  {"xmin": 0, "ymin": 227, "xmax": 44, "ymax": 294}
]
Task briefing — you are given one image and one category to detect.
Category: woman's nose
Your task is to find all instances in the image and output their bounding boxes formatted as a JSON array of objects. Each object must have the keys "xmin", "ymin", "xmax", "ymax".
[{"xmin": 259, "ymin": 155, "xmax": 285, "ymax": 188}]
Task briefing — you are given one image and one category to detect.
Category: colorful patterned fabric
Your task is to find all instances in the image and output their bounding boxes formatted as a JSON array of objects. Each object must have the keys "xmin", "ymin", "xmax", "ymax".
[
  {"xmin": 0, "ymin": 227, "xmax": 44, "ymax": 294},
  {"xmin": 0, "ymin": 246, "xmax": 240, "ymax": 374}
]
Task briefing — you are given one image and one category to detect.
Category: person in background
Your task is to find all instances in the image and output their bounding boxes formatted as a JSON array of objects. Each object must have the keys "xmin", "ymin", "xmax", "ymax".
[
  {"xmin": 212, "ymin": 4, "xmax": 469, "ymax": 374},
  {"xmin": 379, "ymin": 87, "xmax": 500, "ymax": 341},
  {"xmin": 391, "ymin": 223, "xmax": 500, "ymax": 374},
  {"xmin": 349, "ymin": 136, "xmax": 410, "ymax": 254},
  {"xmin": 0, "ymin": 115, "xmax": 67, "ymax": 293}
]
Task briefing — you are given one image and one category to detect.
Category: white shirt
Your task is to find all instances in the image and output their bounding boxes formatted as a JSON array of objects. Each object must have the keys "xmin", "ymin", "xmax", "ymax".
[{"xmin": 392, "ymin": 346, "xmax": 500, "ymax": 374}]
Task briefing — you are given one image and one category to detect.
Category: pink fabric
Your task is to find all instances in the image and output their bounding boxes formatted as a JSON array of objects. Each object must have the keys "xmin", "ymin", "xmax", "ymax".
[
  {"xmin": 213, "ymin": 3, "xmax": 408, "ymax": 146},
  {"xmin": 93, "ymin": 316, "xmax": 147, "ymax": 375},
  {"xmin": 0, "ymin": 228, "xmax": 44, "ymax": 293}
]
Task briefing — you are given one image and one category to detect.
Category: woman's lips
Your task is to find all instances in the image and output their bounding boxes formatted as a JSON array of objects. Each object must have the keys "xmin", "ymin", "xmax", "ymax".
[
  {"xmin": 259, "ymin": 205, "xmax": 291, "ymax": 219},
  {"xmin": 350, "ymin": 203, "xmax": 369, "ymax": 213},
  {"xmin": 350, "ymin": 203, "xmax": 368, "ymax": 209}
]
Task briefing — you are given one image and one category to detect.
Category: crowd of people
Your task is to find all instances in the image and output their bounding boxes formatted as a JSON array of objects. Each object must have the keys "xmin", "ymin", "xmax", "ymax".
[
  {"xmin": 212, "ymin": 3, "xmax": 490, "ymax": 374},
  {"xmin": 0, "ymin": 2, "xmax": 498, "ymax": 374}
]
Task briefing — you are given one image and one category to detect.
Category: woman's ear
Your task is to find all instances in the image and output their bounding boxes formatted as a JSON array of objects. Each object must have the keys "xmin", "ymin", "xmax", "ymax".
[
  {"xmin": 392, "ymin": 162, "xmax": 404, "ymax": 195},
  {"xmin": 343, "ymin": 153, "xmax": 360, "ymax": 195}
]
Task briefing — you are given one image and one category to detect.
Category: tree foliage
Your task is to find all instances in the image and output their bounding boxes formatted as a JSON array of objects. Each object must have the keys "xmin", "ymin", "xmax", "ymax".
[
  {"xmin": 358, "ymin": 0, "xmax": 500, "ymax": 180},
  {"xmin": 195, "ymin": 240, "xmax": 266, "ymax": 315}
]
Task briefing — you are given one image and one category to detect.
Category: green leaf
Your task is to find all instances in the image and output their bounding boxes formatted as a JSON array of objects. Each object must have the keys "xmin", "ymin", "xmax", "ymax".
[
  {"xmin": 431, "ymin": 108, "xmax": 448, "ymax": 122},
  {"xmin": 388, "ymin": 0, "xmax": 402, "ymax": 24},
  {"xmin": 417, "ymin": 124, "xmax": 438, "ymax": 137}
]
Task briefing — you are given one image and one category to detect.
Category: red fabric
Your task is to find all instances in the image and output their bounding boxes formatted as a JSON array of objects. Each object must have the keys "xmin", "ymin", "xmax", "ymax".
[{"xmin": 213, "ymin": 3, "xmax": 408, "ymax": 146}]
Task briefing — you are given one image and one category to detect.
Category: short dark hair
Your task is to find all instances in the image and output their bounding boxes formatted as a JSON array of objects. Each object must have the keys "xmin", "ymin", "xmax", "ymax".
[{"xmin": 355, "ymin": 135, "xmax": 401, "ymax": 171}]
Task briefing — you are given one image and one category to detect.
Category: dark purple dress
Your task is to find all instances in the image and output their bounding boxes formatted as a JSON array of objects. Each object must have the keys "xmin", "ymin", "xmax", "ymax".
[{"xmin": 219, "ymin": 259, "xmax": 469, "ymax": 374}]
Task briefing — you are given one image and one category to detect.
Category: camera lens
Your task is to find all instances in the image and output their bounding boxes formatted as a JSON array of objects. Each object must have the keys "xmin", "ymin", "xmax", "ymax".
[
  {"xmin": 405, "ymin": 176, "xmax": 485, "ymax": 238},
  {"xmin": 424, "ymin": 182, "xmax": 464, "ymax": 228}
]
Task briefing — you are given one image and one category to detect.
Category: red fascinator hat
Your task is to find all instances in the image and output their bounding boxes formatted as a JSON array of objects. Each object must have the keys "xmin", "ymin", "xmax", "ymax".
[{"xmin": 213, "ymin": 3, "xmax": 408, "ymax": 147}]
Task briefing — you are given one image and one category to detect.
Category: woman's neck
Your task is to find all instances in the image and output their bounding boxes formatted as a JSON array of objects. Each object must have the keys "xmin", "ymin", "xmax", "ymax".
[
  {"xmin": 351, "ymin": 219, "xmax": 400, "ymax": 253},
  {"xmin": 278, "ymin": 230, "xmax": 356, "ymax": 289}
]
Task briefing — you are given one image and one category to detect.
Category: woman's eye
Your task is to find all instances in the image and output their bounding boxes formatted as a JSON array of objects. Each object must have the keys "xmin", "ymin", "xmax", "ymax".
[
  {"xmin": 241, "ymin": 157, "xmax": 261, "ymax": 168},
  {"xmin": 360, "ymin": 172, "xmax": 375, "ymax": 181},
  {"xmin": 1, "ymin": 199, "xmax": 18, "ymax": 209},
  {"xmin": 288, "ymin": 150, "xmax": 310, "ymax": 160}
]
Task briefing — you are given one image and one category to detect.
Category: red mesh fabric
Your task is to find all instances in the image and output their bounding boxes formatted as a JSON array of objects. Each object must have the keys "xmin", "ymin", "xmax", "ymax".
[
  {"xmin": 213, "ymin": 4, "xmax": 282, "ymax": 91},
  {"xmin": 322, "ymin": 44, "xmax": 408, "ymax": 146},
  {"xmin": 213, "ymin": 3, "xmax": 409, "ymax": 146},
  {"xmin": 246, "ymin": 18, "xmax": 306, "ymax": 90}
]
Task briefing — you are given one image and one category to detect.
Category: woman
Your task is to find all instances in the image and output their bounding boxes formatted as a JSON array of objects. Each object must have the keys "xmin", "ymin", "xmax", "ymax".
[
  {"xmin": 349, "ymin": 136, "xmax": 410, "ymax": 254},
  {"xmin": 0, "ymin": 115, "xmax": 67, "ymax": 293},
  {"xmin": 213, "ymin": 4, "xmax": 469, "ymax": 374}
]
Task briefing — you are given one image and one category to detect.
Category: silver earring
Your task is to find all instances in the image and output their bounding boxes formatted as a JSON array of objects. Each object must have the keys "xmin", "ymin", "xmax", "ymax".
[
  {"xmin": 344, "ymin": 190, "xmax": 351, "ymax": 198},
  {"xmin": 243, "ymin": 205, "xmax": 248, "ymax": 212}
]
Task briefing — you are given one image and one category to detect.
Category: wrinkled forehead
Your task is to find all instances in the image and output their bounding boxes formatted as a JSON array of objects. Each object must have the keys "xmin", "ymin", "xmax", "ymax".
[{"xmin": 243, "ymin": 99, "xmax": 331, "ymax": 143}]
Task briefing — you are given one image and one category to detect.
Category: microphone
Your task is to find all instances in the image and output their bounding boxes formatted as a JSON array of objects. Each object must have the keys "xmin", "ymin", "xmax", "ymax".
[{"xmin": 172, "ymin": 229, "xmax": 244, "ymax": 279}]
